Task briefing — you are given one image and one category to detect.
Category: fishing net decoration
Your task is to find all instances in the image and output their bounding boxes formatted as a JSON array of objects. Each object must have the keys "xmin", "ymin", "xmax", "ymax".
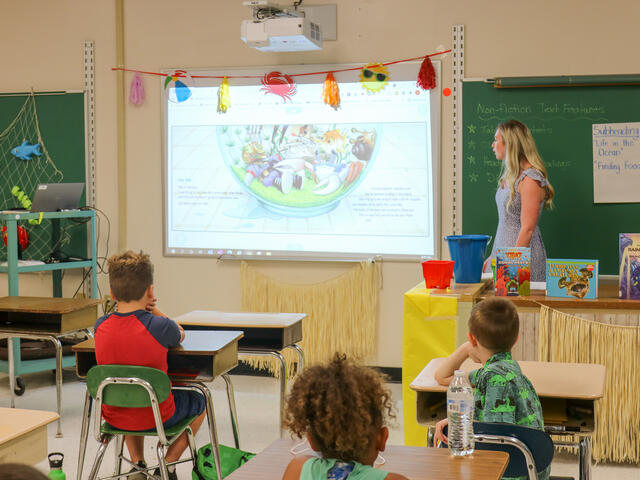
[{"xmin": 0, "ymin": 94, "xmax": 83, "ymax": 262}]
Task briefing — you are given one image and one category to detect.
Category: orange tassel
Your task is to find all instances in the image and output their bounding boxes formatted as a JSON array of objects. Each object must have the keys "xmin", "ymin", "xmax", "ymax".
[
  {"xmin": 322, "ymin": 72, "xmax": 340, "ymax": 110},
  {"xmin": 417, "ymin": 56, "xmax": 436, "ymax": 90}
]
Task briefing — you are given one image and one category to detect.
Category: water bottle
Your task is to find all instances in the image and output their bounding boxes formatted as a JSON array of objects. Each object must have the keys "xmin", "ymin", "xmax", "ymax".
[
  {"xmin": 447, "ymin": 370, "xmax": 475, "ymax": 456},
  {"xmin": 48, "ymin": 452, "xmax": 66, "ymax": 480}
]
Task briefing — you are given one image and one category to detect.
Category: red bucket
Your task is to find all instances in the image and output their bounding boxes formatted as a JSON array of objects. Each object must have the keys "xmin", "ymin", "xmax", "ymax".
[{"xmin": 421, "ymin": 260, "xmax": 455, "ymax": 289}]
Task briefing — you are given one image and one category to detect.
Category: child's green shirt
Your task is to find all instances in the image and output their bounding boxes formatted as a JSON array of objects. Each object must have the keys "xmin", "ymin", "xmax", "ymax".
[{"xmin": 469, "ymin": 351, "xmax": 549, "ymax": 480}]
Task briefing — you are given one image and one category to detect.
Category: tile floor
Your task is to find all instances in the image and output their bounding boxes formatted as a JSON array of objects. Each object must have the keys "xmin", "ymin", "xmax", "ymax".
[{"xmin": 1, "ymin": 368, "xmax": 638, "ymax": 479}]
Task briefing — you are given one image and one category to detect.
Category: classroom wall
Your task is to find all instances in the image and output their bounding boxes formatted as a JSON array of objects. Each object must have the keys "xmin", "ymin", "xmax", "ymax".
[{"xmin": 1, "ymin": 0, "xmax": 639, "ymax": 367}]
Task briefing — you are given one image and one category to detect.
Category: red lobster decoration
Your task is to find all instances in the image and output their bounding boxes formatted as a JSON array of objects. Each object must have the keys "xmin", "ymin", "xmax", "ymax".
[
  {"xmin": 2, "ymin": 225, "xmax": 29, "ymax": 251},
  {"xmin": 260, "ymin": 71, "xmax": 297, "ymax": 102}
]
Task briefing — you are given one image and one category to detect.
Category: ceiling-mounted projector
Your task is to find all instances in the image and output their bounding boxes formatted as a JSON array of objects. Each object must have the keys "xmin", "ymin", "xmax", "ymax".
[{"xmin": 241, "ymin": 1, "xmax": 323, "ymax": 52}]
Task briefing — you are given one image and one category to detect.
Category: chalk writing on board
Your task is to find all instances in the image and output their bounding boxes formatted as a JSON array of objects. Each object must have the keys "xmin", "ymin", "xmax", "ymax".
[
  {"xmin": 593, "ymin": 122, "xmax": 640, "ymax": 203},
  {"xmin": 469, "ymin": 173, "xmax": 478, "ymax": 183}
]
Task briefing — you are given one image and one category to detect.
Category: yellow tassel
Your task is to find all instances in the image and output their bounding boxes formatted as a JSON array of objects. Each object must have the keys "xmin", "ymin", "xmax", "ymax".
[
  {"xmin": 217, "ymin": 77, "xmax": 230, "ymax": 113},
  {"xmin": 322, "ymin": 72, "xmax": 340, "ymax": 110},
  {"xmin": 240, "ymin": 260, "xmax": 381, "ymax": 377}
]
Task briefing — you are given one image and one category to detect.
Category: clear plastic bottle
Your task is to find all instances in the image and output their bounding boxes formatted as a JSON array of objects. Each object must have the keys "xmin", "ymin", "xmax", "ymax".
[{"xmin": 447, "ymin": 370, "xmax": 475, "ymax": 456}]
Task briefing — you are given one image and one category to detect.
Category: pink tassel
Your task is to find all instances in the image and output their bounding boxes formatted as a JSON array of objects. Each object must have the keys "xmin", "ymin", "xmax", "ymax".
[{"xmin": 129, "ymin": 72, "xmax": 145, "ymax": 105}]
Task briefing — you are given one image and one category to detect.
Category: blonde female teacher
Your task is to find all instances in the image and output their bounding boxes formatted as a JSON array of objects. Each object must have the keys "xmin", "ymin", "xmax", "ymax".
[{"xmin": 484, "ymin": 119, "xmax": 554, "ymax": 282}]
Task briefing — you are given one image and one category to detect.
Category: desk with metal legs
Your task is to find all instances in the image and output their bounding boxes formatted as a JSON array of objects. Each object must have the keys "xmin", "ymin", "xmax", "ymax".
[
  {"xmin": 410, "ymin": 358, "xmax": 606, "ymax": 480},
  {"xmin": 0, "ymin": 296, "xmax": 100, "ymax": 437},
  {"xmin": 175, "ymin": 311, "xmax": 306, "ymax": 437},
  {"xmin": 73, "ymin": 330, "xmax": 243, "ymax": 480}
]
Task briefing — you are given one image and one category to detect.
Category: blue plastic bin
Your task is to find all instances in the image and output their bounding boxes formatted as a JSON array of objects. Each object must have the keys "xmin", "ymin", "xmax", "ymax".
[{"xmin": 445, "ymin": 235, "xmax": 492, "ymax": 283}]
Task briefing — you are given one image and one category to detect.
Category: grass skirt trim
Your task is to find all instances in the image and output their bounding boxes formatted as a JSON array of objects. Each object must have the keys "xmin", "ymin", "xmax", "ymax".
[
  {"xmin": 240, "ymin": 260, "xmax": 381, "ymax": 378},
  {"xmin": 539, "ymin": 305, "xmax": 640, "ymax": 463}
]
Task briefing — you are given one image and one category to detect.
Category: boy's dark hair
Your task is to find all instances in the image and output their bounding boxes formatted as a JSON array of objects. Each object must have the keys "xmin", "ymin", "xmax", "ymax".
[
  {"xmin": 0, "ymin": 464, "xmax": 49, "ymax": 480},
  {"xmin": 468, "ymin": 297, "xmax": 519, "ymax": 352},
  {"xmin": 283, "ymin": 353, "xmax": 394, "ymax": 464},
  {"xmin": 107, "ymin": 250, "xmax": 154, "ymax": 302}
]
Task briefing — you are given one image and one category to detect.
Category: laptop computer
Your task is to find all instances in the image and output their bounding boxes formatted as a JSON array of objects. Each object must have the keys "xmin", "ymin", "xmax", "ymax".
[{"xmin": 30, "ymin": 183, "xmax": 85, "ymax": 212}]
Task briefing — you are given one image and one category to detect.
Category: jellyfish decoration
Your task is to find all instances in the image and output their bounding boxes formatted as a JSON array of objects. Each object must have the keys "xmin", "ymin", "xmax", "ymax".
[
  {"xmin": 322, "ymin": 72, "xmax": 340, "ymax": 110},
  {"xmin": 164, "ymin": 69, "xmax": 194, "ymax": 103},
  {"xmin": 260, "ymin": 71, "xmax": 297, "ymax": 102},
  {"xmin": 359, "ymin": 63, "xmax": 389, "ymax": 92},
  {"xmin": 129, "ymin": 72, "xmax": 145, "ymax": 105},
  {"xmin": 217, "ymin": 77, "xmax": 231, "ymax": 113},
  {"xmin": 417, "ymin": 55, "xmax": 436, "ymax": 90}
]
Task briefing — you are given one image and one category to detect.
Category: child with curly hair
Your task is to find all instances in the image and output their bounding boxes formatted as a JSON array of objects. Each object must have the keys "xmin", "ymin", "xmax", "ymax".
[{"xmin": 282, "ymin": 353, "xmax": 408, "ymax": 480}]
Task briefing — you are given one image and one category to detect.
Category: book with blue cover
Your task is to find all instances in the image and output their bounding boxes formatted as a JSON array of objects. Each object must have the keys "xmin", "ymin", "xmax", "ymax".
[
  {"xmin": 619, "ymin": 233, "xmax": 640, "ymax": 300},
  {"xmin": 495, "ymin": 247, "xmax": 531, "ymax": 296},
  {"xmin": 546, "ymin": 259, "xmax": 598, "ymax": 299}
]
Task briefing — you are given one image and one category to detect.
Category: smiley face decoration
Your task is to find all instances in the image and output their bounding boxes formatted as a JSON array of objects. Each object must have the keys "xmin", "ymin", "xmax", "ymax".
[{"xmin": 359, "ymin": 63, "xmax": 389, "ymax": 92}]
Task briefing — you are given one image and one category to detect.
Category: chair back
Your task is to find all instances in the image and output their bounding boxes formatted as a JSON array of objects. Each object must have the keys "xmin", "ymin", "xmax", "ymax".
[
  {"xmin": 87, "ymin": 365, "xmax": 171, "ymax": 407},
  {"xmin": 444, "ymin": 421, "xmax": 554, "ymax": 479}
]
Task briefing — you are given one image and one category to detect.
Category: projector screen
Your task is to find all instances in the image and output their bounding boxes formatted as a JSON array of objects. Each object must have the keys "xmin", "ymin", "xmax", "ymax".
[{"xmin": 163, "ymin": 62, "xmax": 440, "ymax": 260}]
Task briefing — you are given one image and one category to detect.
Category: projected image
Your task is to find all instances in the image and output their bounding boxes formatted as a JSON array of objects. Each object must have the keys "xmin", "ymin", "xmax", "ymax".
[
  {"xmin": 164, "ymin": 66, "xmax": 439, "ymax": 259},
  {"xmin": 218, "ymin": 123, "xmax": 378, "ymax": 216}
]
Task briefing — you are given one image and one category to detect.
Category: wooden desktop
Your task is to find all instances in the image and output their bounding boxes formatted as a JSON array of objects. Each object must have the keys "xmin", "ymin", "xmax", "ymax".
[{"xmin": 226, "ymin": 438, "xmax": 509, "ymax": 480}]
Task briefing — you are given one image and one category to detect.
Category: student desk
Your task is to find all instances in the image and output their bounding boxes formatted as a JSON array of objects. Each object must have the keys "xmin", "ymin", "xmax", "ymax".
[
  {"xmin": 72, "ymin": 329, "xmax": 243, "ymax": 480},
  {"xmin": 0, "ymin": 407, "xmax": 59, "ymax": 464},
  {"xmin": 225, "ymin": 438, "xmax": 509, "ymax": 480},
  {"xmin": 410, "ymin": 358, "xmax": 606, "ymax": 480},
  {"xmin": 175, "ymin": 310, "xmax": 306, "ymax": 437},
  {"xmin": 0, "ymin": 296, "xmax": 100, "ymax": 437}
]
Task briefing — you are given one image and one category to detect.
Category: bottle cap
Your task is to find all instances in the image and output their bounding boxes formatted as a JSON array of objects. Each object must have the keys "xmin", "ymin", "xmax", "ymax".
[{"xmin": 48, "ymin": 452, "xmax": 64, "ymax": 469}]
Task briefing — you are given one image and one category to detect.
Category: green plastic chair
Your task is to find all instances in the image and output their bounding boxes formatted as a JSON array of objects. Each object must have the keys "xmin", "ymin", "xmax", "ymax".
[{"xmin": 85, "ymin": 365, "xmax": 199, "ymax": 480}]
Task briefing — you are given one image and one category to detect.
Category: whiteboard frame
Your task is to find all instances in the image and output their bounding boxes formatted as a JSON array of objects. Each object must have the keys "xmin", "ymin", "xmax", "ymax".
[{"xmin": 161, "ymin": 61, "xmax": 441, "ymax": 262}]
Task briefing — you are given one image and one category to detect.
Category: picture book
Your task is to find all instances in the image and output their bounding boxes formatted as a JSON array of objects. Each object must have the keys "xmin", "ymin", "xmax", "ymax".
[
  {"xmin": 546, "ymin": 259, "xmax": 599, "ymax": 299},
  {"xmin": 495, "ymin": 247, "xmax": 531, "ymax": 297},
  {"xmin": 619, "ymin": 233, "xmax": 640, "ymax": 300}
]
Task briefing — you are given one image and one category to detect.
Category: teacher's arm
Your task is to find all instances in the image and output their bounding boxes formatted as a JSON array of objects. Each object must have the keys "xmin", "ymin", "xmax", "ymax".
[{"xmin": 516, "ymin": 176, "xmax": 545, "ymax": 247}]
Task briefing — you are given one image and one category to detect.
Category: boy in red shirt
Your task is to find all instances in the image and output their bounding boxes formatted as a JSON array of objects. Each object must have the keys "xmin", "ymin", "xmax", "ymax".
[{"xmin": 95, "ymin": 251, "xmax": 206, "ymax": 479}]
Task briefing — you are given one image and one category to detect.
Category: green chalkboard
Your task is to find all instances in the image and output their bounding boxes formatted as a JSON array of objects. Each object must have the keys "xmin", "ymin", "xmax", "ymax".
[
  {"xmin": 0, "ymin": 93, "xmax": 86, "ymax": 261},
  {"xmin": 462, "ymin": 81, "xmax": 640, "ymax": 275}
]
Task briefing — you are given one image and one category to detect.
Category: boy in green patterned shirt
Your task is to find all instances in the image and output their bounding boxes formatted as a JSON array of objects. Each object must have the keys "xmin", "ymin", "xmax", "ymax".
[{"xmin": 433, "ymin": 297, "xmax": 549, "ymax": 480}]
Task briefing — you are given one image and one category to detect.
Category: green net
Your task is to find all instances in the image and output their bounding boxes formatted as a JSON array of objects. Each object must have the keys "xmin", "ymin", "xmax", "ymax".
[{"xmin": 0, "ymin": 94, "xmax": 84, "ymax": 262}]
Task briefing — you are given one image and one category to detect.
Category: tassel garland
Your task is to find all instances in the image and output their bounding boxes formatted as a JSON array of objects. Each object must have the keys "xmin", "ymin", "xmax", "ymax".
[
  {"xmin": 322, "ymin": 72, "xmax": 340, "ymax": 110},
  {"xmin": 416, "ymin": 56, "xmax": 436, "ymax": 90},
  {"xmin": 129, "ymin": 72, "xmax": 145, "ymax": 105},
  {"xmin": 217, "ymin": 77, "xmax": 231, "ymax": 113}
]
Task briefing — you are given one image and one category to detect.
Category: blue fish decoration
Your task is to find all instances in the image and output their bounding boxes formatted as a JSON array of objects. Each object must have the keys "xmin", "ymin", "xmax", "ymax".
[{"xmin": 11, "ymin": 141, "xmax": 42, "ymax": 161}]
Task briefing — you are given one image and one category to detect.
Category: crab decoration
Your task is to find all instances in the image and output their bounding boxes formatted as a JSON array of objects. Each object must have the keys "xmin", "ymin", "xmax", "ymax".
[
  {"xmin": 558, "ymin": 268, "xmax": 594, "ymax": 299},
  {"xmin": 260, "ymin": 71, "xmax": 297, "ymax": 102}
]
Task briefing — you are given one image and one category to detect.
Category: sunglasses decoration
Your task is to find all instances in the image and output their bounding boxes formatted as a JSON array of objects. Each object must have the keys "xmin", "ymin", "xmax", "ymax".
[{"xmin": 359, "ymin": 63, "xmax": 390, "ymax": 92}]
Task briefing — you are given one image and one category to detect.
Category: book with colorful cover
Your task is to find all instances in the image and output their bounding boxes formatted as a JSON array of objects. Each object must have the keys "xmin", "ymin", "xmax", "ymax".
[
  {"xmin": 546, "ymin": 259, "xmax": 599, "ymax": 299},
  {"xmin": 495, "ymin": 247, "xmax": 531, "ymax": 296},
  {"xmin": 619, "ymin": 233, "xmax": 640, "ymax": 300}
]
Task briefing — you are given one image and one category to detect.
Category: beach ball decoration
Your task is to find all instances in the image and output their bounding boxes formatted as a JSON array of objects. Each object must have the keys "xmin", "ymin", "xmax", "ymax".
[
  {"xmin": 164, "ymin": 69, "xmax": 194, "ymax": 103},
  {"xmin": 322, "ymin": 72, "xmax": 340, "ymax": 110},
  {"xmin": 217, "ymin": 77, "xmax": 231, "ymax": 114},
  {"xmin": 360, "ymin": 63, "xmax": 389, "ymax": 92},
  {"xmin": 260, "ymin": 71, "xmax": 297, "ymax": 102}
]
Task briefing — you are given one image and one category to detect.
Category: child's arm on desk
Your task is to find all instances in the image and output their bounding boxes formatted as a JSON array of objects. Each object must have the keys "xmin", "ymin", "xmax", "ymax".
[
  {"xmin": 146, "ymin": 299, "xmax": 186, "ymax": 342},
  {"xmin": 434, "ymin": 342, "xmax": 473, "ymax": 386}
]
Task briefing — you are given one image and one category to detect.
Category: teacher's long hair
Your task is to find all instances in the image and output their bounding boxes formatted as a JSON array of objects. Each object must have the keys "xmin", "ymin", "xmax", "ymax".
[{"xmin": 498, "ymin": 119, "xmax": 554, "ymax": 211}]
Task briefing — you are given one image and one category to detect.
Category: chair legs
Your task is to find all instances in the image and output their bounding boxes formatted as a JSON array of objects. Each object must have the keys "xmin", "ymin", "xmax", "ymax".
[{"xmin": 87, "ymin": 435, "xmax": 113, "ymax": 480}]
